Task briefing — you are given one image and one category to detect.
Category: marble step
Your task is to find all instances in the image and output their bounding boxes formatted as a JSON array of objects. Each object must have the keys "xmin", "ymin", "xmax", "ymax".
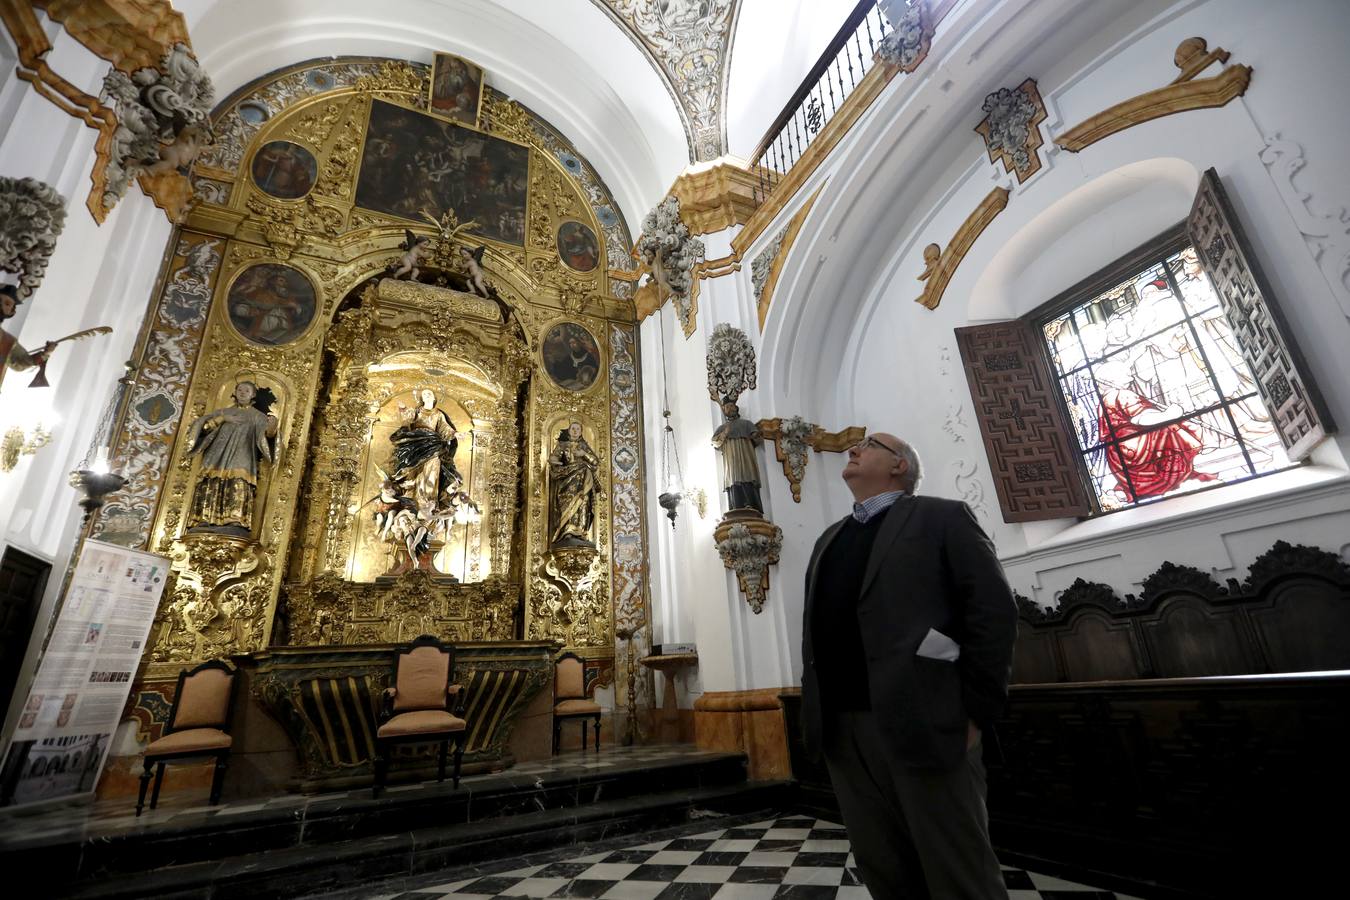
[
  {"xmin": 66, "ymin": 780, "xmax": 791, "ymax": 900},
  {"xmin": 3, "ymin": 749, "xmax": 762, "ymax": 894}
]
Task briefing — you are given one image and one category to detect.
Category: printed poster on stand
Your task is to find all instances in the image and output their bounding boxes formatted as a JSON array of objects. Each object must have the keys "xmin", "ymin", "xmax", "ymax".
[{"xmin": 0, "ymin": 540, "xmax": 168, "ymax": 807}]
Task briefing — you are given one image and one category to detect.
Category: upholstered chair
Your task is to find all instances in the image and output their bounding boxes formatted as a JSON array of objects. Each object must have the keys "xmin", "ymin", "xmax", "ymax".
[
  {"xmin": 136, "ymin": 659, "xmax": 236, "ymax": 816},
  {"xmin": 552, "ymin": 651, "xmax": 602, "ymax": 754},
  {"xmin": 373, "ymin": 634, "xmax": 467, "ymax": 797}
]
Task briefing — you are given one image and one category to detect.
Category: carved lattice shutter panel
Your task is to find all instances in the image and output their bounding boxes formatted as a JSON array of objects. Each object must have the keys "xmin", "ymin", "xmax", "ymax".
[
  {"xmin": 1187, "ymin": 167, "xmax": 1335, "ymax": 460},
  {"xmin": 955, "ymin": 321, "xmax": 1092, "ymax": 522}
]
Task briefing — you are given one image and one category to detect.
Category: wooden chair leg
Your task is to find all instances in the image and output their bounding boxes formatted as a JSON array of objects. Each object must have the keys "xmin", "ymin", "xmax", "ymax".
[
  {"xmin": 593, "ymin": 715, "xmax": 601, "ymax": 750},
  {"xmin": 136, "ymin": 758, "xmax": 154, "ymax": 816},
  {"xmin": 451, "ymin": 733, "xmax": 464, "ymax": 789},
  {"xmin": 373, "ymin": 744, "xmax": 388, "ymax": 798},
  {"xmin": 552, "ymin": 719, "xmax": 560, "ymax": 755},
  {"xmin": 209, "ymin": 754, "xmax": 228, "ymax": 805},
  {"xmin": 579, "ymin": 718, "xmax": 587, "ymax": 751},
  {"xmin": 437, "ymin": 739, "xmax": 448, "ymax": 783},
  {"xmin": 149, "ymin": 761, "xmax": 167, "ymax": 810}
]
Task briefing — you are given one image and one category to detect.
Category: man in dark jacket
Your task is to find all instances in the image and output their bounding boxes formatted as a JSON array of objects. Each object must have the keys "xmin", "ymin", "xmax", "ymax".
[{"xmin": 801, "ymin": 431, "xmax": 1016, "ymax": 898}]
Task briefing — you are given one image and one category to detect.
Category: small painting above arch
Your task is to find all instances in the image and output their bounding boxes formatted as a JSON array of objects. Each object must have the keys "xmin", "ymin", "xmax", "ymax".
[
  {"xmin": 557, "ymin": 220, "xmax": 600, "ymax": 272},
  {"xmin": 226, "ymin": 263, "xmax": 318, "ymax": 346},
  {"xmin": 250, "ymin": 141, "xmax": 318, "ymax": 199},
  {"xmin": 429, "ymin": 52, "xmax": 484, "ymax": 127},
  {"xmin": 541, "ymin": 322, "xmax": 602, "ymax": 392}
]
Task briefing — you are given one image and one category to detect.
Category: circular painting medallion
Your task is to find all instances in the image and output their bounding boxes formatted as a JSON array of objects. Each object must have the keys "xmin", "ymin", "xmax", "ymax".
[
  {"xmin": 250, "ymin": 140, "xmax": 317, "ymax": 200},
  {"xmin": 541, "ymin": 322, "xmax": 602, "ymax": 392},
  {"xmin": 556, "ymin": 221, "xmax": 600, "ymax": 272},
  {"xmin": 226, "ymin": 263, "xmax": 317, "ymax": 346}
]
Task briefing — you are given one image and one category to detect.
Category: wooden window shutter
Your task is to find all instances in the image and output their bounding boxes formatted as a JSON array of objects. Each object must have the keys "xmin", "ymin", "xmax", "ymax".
[
  {"xmin": 955, "ymin": 320, "xmax": 1092, "ymax": 522},
  {"xmin": 1187, "ymin": 167, "xmax": 1335, "ymax": 460}
]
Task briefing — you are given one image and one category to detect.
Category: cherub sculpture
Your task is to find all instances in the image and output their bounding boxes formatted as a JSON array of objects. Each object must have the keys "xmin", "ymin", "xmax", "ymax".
[
  {"xmin": 460, "ymin": 245, "xmax": 490, "ymax": 297},
  {"xmin": 369, "ymin": 465, "xmax": 429, "ymax": 571},
  {"xmin": 141, "ymin": 123, "xmax": 212, "ymax": 178},
  {"xmin": 391, "ymin": 230, "xmax": 431, "ymax": 280}
]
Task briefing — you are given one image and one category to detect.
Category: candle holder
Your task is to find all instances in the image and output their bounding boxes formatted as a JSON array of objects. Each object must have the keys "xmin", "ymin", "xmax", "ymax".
[
  {"xmin": 657, "ymin": 490, "xmax": 682, "ymax": 527},
  {"xmin": 69, "ymin": 467, "xmax": 127, "ymax": 525}
]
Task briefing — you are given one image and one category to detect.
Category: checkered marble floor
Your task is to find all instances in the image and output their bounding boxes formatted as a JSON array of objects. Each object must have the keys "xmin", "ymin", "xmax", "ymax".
[{"xmin": 364, "ymin": 815, "xmax": 1145, "ymax": 900}]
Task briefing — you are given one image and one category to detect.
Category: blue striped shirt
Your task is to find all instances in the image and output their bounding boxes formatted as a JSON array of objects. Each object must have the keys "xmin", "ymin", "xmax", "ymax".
[{"xmin": 851, "ymin": 490, "xmax": 907, "ymax": 523}]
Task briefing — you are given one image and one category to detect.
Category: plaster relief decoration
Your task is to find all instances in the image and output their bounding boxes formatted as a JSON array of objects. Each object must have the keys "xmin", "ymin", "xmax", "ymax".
[
  {"xmin": 750, "ymin": 226, "xmax": 787, "ymax": 304},
  {"xmin": 100, "ymin": 42, "xmax": 215, "ymax": 221},
  {"xmin": 713, "ymin": 518, "xmax": 782, "ymax": 614},
  {"xmin": 749, "ymin": 188, "xmax": 819, "ymax": 330},
  {"xmin": 1055, "ymin": 37, "xmax": 1251, "ymax": 153},
  {"xmin": 592, "ymin": 0, "xmax": 739, "ymax": 162},
  {"xmin": 1259, "ymin": 136, "xmax": 1350, "ymax": 319},
  {"xmin": 758, "ymin": 417, "xmax": 864, "ymax": 502},
  {"xmin": 0, "ymin": 177, "xmax": 67, "ymax": 300},
  {"xmin": 974, "ymin": 78, "xmax": 1048, "ymax": 184},
  {"xmin": 638, "ymin": 195, "xmax": 705, "ymax": 336},
  {"xmin": 915, "ymin": 186, "xmax": 1009, "ymax": 310},
  {"xmin": 875, "ymin": 0, "xmax": 934, "ymax": 74},
  {"xmin": 949, "ymin": 457, "xmax": 989, "ymax": 523}
]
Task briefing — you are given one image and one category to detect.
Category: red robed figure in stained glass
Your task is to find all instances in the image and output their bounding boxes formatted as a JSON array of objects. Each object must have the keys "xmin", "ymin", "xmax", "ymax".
[{"xmin": 1098, "ymin": 382, "xmax": 1218, "ymax": 500}]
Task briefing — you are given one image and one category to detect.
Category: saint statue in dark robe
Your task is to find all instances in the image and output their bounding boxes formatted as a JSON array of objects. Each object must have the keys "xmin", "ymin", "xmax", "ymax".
[
  {"xmin": 184, "ymin": 381, "xmax": 278, "ymax": 534},
  {"xmin": 712, "ymin": 401, "xmax": 763, "ymax": 513},
  {"xmin": 549, "ymin": 422, "xmax": 599, "ymax": 548}
]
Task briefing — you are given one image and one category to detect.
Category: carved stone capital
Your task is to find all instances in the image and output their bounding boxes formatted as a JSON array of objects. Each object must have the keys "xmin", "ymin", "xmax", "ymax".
[
  {"xmin": 636, "ymin": 195, "xmax": 705, "ymax": 333},
  {"xmin": 99, "ymin": 41, "xmax": 214, "ymax": 216},
  {"xmin": 714, "ymin": 513, "xmax": 783, "ymax": 614}
]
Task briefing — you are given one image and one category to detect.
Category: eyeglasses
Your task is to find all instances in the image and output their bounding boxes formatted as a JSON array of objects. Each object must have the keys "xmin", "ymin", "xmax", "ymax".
[{"xmin": 851, "ymin": 436, "xmax": 902, "ymax": 457}]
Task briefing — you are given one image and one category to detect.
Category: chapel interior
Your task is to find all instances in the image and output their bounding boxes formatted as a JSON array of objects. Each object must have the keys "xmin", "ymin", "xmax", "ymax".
[{"xmin": 0, "ymin": 1, "xmax": 1347, "ymax": 898}]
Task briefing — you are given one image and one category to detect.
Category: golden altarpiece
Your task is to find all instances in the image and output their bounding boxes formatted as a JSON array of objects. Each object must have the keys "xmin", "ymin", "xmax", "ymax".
[{"xmin": 89, "ymin": 57, "xmax": 652, "ymax": 783}]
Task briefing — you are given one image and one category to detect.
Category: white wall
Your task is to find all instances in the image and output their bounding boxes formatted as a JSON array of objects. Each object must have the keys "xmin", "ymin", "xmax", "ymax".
[
  {"xmin": 649, "ymin": 0, "xmax": 1350, "ymax": 697},
  {"xmin": 641, "ymin": 228, "xmax": 805, "ymax": 702},
  {"xmin": 0, "ymin": 23, "xmax": 174, "ymax": 744}
]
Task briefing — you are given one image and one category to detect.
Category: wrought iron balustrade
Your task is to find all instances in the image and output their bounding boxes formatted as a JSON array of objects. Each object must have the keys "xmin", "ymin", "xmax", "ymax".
[{"xmin": 750, "ymin": 0, "xmax": 902, "ymax": 207}]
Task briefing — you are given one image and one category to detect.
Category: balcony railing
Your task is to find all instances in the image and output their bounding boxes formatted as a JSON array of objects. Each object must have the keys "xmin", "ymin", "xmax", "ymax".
[{"xmin": 750, "ymin": 0, "xmax": 898, "ymax": 207}]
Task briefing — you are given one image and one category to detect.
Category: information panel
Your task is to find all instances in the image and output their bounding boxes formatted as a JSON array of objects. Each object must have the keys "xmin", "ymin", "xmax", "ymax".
[{"xmin": 0, "ymin": 540, "xmax": 167, "ymax": 807}]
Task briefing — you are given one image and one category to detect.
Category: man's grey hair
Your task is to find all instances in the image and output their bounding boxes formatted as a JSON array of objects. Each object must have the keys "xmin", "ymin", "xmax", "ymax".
[{"xmin": 894, "ymin": 438, "xmax": 922, "ymax": 494}]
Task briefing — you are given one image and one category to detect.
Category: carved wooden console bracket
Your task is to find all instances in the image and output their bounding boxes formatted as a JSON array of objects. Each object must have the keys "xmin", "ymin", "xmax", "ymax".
[
  {"xmin": 915, "ymin": 186, "xmax": 1010, "ymax": 311},
  {"xmin": 758, "ymin": 417, "xmax": 864, "ymax": 502},
  {"xmin": 1055, "ymin": 37, "xmax": 1251, "ymax": 153}
]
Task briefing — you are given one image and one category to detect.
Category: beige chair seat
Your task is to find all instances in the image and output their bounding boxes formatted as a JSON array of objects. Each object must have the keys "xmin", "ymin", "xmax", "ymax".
[
  {"xmin": 146, "ymin": 727, "xmax": 233, "ymax": 756},
  {"xmin": 555, "ymin": 698, "xmax": 602, "ymax": 715},
  {"xmin": 377, "ymin": 709, "xmax": 467, "ymax": 738}
]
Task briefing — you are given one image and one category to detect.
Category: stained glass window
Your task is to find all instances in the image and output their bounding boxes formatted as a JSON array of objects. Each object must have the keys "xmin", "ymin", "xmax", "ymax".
[{"xmin": 1040, "ymin": 244, "xmax": 1291, "ymax": 512}]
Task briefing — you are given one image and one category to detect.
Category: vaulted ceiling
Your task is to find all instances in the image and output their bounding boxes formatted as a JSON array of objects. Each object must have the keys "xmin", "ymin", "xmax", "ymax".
[{"xmin": 589, "ymin": 0, "xmax": 741, "ymax": 163}]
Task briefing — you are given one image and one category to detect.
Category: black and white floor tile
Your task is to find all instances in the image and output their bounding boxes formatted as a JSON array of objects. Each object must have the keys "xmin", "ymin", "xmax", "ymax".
[{"xmin": 367, "ymin": 815, "xmax": 1145, "ymax": 900}]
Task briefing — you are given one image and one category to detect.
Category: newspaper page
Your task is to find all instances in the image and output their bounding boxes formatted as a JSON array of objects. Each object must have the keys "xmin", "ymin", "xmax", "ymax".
[{"xmin": 0, "ymin": 540, "xmax": 168, "ymax": 807}]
